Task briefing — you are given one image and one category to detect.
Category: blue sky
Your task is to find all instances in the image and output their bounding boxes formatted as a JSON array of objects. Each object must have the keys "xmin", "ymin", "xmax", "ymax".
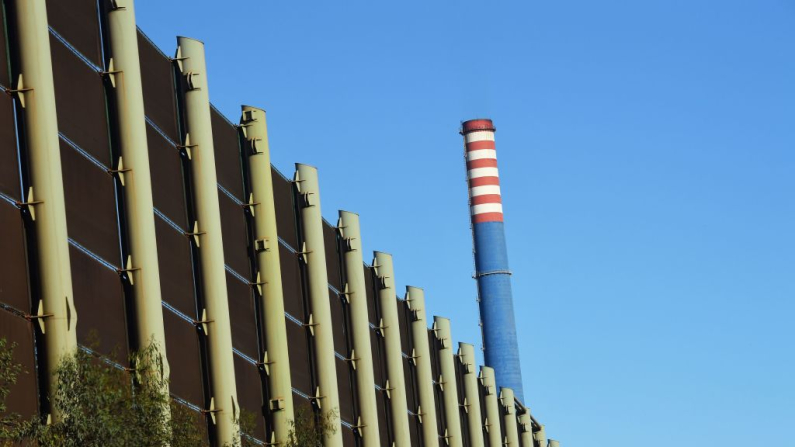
[{"xmin": 136, "ymin": 1, "xmax": 795, "ymax": 446}]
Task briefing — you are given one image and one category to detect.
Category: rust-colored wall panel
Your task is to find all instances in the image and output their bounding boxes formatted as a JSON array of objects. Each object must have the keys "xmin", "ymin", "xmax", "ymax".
[
  {"xmin": 51, "ymin": 37, "xmax": 111, "ymax": 166},
  {"xmin": 375, "ymin": 389, "xmax": 390, "ymax": 447},
  {"xmin": 0, "ymin": 6, "xmax": 8, "ymax": 86},
  {"xmin": 286, "ymin": 321, "xmax": 312, "ymax": 394},
  {"xmin": 330, "ymin": 293, "xmax": 347, "ymax": 354},
  {"xmin": 280, "ymin": 244, "xmax": 304, "ymax": 319},
  {"xmin": 163, "ymin": 309, "xmax": 204, "ymax": 407},
  {"xmin": 369, "ymin": 331, "xmax": 384, "ymax": 387},
  {"xmin": 210, "ymin": 108, "xmax": 244, "ymax": 200},
  {"xmin": 408, "ymin": 412, "xmax": 422, "ymax": 447},
  {"xmin": 404, "ymin": 362, "xmax": 417, "ymax": 415},
  {"xmin": 323, "ymin": 223, "xmax": 342, "ymax": 291},
  {"xmin": 272, "ymin": 169, "xmax": 298, "ymax": 249},
  {"xmin": 61, "ymin": 141, "xmax": 121, "ymax": 265},
  {"xmin": 138, "ymin": 31, "xmax": 179, "ymax": 141},
  {"xmin": 364, "ymin": 266, "xmax": 377, "ymax": 325},
  {"xmin": 335, "ymin": 358, "xmax": 355, "ymax": 423},
  {"xmin": 155, "ymin": 217, "xmax": 196, "ymax": 317},
  {"xmin": 218, "ymin": 193, "xmax": 249, "ymax": 276},
  {"xmin": 47, "ymin": 0, "xmax": 102, "ymax": 66},
  {"xmin": 226, "ymin": 272, "xmax": 259, "ymax": 360},
  {"xmin": 0, "ymin": 95, "xmax": 20, "ymax": 198},
  {"xmin": 397, "ymin": 300, "xmax": 410, "ymax": 355},
  {"xmin": 46, "ymin": 0, "xmax": 102, "ymax": 66},
  {"xmin": 0, "ymin": 311, "xmax": 38, "ymax": 419},
  {"xmin": 148, "ymin": 124, "xmax": 187, "ymax": 228},
  {"xmin": 342, "ymin": 426, "xmax": 356, "ymax": 447},
  {"xmin": 233, "ymin": 355, "xmax": 266, "ymax": 439},
  {"xmin": 0, "ymin": 203, "xmax": 29, "ymax": 313},
  {"xmin": 70, "ymin": 245, "xmax": 128, "ymax": 361}
]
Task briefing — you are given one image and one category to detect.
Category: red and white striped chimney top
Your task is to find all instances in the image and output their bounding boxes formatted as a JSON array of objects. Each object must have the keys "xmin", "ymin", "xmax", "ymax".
[{"xmin": 461, "ymin": 119, "xmax": 503, "ymax": 224}]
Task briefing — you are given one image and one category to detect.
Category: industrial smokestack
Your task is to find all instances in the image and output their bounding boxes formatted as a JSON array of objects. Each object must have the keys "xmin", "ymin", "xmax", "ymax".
[{"xmin": 461, "ymin": 118, "xmax": 525, "ymax": 401}]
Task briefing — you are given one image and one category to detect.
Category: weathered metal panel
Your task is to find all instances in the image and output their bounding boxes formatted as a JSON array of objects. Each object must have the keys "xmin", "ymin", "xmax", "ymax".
[
  {"xmin": 50, "ymin": 36, "xmax": 111, "ymax": 166},
  {"xmin": 375, "ymin": 387, "xmax": 390, "ymax": 447},
  {"xmin": 335, "ymin": 357, "xmax": 355, "ymax": 424},
  {"xmin": 154, "ymin": 216, "xmax": 196, "ymax": 316},
  {"xmin": 137, "ymin": 31, "xmax": 179, "ymax": 141},
  {"xmin": 369, "ymin": 331, "xmax": 384, "ymax": 389},
  {"xmin": 226, "ymin": 271, "xmax": 259, "ymax": 360},
  {"xmin": 0, "ymin": 311, "xmax": 38, "ymax": 419},
  {"xmin": 364, "ymin": 266, "xmax": 377, "ymax": 325},
  {"xmin": 271, "ymin": 169, "xmax": 298, "ymax": 249},
  {"xmin": 397, "ymin": 300, "xmax": 410, "ymax": 355},
  {"xmin": 218, "ymin": 192, "xmax": 249, "ymax": 277},
  {"xmin": 329, "ymin": 293, "xmax": 348, "ymax": 354},
  {"xmin": 163, "ymin": 308, "xmax": 204, "ymax": 407},
  {"xmin": 233, "ymin": 354, "xmax": 266, "ymax": 440},
  {"xmin": 323, "ymin": 222, "xmax": 342, "ymax": 291},
  {"xmin": 45, "ymin": 0, "xmax": 102, "ymax": 66},
  {"xmin": 0, "ymin": 94, "xmax": 19, "ymax": 197},
  {"xmin": 0, "ymin": 202, "xmax": 29, "ymax": 313},
  {"xmin": 210, "ymin": 108, "xmax": 244, "ymax": 201},
  {"xmin": 342, "ymin": 426, "xmax": 356, "ymax": 447},
  {"xmin": 280, "ymin": 244, "xmax": 304, "ymax": 319},
  {"xmin": 147, "ymin": 123, "xmax": 187, "ymax": 228},
  {"xmin": 285, "ymin": 321, "xmax": 312, "ymax": 394},
  {"xmin": 0, "ymin": 5, "xmax": 8, "ymax": 86},
  {"xmin": 60, "ymin": 140, "xmax": 121, "ymax": 265},
  {"xmin": 69, "ymin": 245, "xmax": 128, "ymax": 361}
]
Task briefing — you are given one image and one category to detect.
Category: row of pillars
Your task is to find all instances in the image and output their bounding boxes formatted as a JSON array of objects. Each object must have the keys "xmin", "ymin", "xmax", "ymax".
[{"xmin": 7, "ymin": 0, "xmax": 559, "ymax": 446}]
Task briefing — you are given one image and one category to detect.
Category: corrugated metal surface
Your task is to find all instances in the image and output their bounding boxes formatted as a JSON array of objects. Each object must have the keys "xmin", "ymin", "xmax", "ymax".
[
  {"xmin": 148, "ymin": 124, "xmax": 188, "ymax": 228},
  {"xmin": 397, "ymin": 300, "xmax": 411, "ymax": 356},
  {"xmin": 163, "ymin": 309, "xmax": 204, "ymax": 407},
  {"xmin": 69, "ymin": 245, "xmax": 128, "ymax": 361},
  {"xmin": 0, "ymin": 203, "xmax": 30, "ymax": 313},
  {"xmin": 0, "ymin": 311, "xmax": 39, "ymax": 419},
  {"xmin": 342, "ymin": 425, "xmax": 356, "ymax": 447},
  {"xmin": 50, "ymin": 36, "xmax": 111, "ymax": 166},
  {"xmin": 45, "ymin": 0, "xmax": 102, "ymax": 66},
  {"xmin": 375, "ymin": 387, "xmax": 390, "ymax": 446},
  {"xmin": 330, "ymin": 293, "xmax": 348, "ymax": 354},
  {"xmin": 154, "ymin": 217, "xmax": 196, "ymax": 317},
  {"xmin": 226, "ymin": 271, "xmax": 259, "ymax": 360},
  {"xmin": 272, "ymin": 169, "xmax": 298, "ymax": 249},
  {"xmin": 138, "ymin": 31, "xmax": 179, "ymax": 141},
  {"xmin": 233, "ymin": 354, "xmax": 266, "ymax": 439},
  {"xmin": 210, "ymin": 108, "xmax": 244, "ymax": 201},
  {"xmin": 0, "ymin": 94, "xmax": 20, "ymax": 197},
  {"xmin": 60, "ymin": 141, "xmax": 121, "ymax": 265},
  {"xmin": 218, "ymin": 193, "xmax": 249, "ymax": 277}
]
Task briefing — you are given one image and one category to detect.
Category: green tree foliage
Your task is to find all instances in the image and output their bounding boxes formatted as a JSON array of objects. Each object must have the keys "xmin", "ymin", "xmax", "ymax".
[{"xmin": 0, "ymin": 338, "xmax": 336, "ymax": 446}]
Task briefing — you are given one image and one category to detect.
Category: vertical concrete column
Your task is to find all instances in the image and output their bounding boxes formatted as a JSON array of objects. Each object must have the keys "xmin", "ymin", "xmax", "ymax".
[
  {"xmin": 338, "ymin": 211, "xmax": 379, "ymax": 445},
  {"xmin": 240, "ymin": 106, "xmax": 294, "ymax": 442},
  {"xmin": 480, "ymin": 367, "xmax": 502, "ymax": 447},
  {"xmin": 533, "ymin": 424, "xmax": 547, "ymax": 447},
  {"xmin": 176, "ymin": 37, "xmax": 239, "ymax": 446},
  {"xmin": 10, "ymin": 0, "xmax": 78, "ymax": 420},
  {"xmin": 406, "ymin": 286, "xmax": 439, "ymax": 447},
  {"xmin": 518, "ymin": 413, "xmax": 533, "ymax": 447},
  {"xmin": 293, "ymin": 164, "xmax": 342, "ymax": 447},
  {"xmin": 433, "ymin": 317, "xmax": 462, "ymax": 447},
  {"xmin": 548, "ymin": 440, "xmax": 560, "ymax": 447},
  {"xmin": 105, "ymin": 0, "xmax": 169, "ymax": 384},
  {"xmin": 500, "ymin": 388, "xmax": 520, "ymax": 446},
  {"xmin": 372, "ymin": 252, "xmax": 410, "ymax": 446},
  {"xmin": 458, "ymin": 343, "xmax": 484, "ymax": 447}
]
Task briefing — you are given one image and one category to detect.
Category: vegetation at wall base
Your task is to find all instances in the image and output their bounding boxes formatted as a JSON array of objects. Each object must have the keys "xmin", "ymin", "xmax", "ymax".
[{"xmin": 0, "ymin": 337, "xmax": 336, "ymax": 446}]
